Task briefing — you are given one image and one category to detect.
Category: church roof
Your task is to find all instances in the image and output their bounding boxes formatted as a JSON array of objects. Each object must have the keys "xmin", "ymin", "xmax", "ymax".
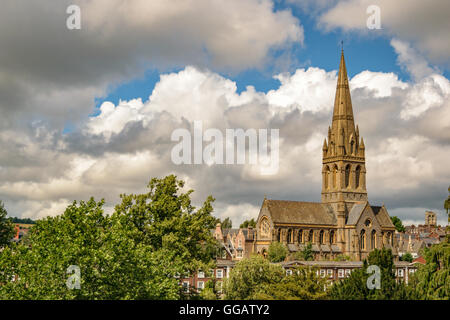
[
  {"xmin": 372, "ymin": 206, "xmax": 396, "ymax": 228},
  {"xmin": 346, "ymin": 202, "xmax": 367, "ymax": 225},
  {"xmin": 346, "ymin": 202, "xmax": 396, "ymax": 228},
  {"xmin": 263, "ymin": 199, "xmax": 337, "ymax": 225}
]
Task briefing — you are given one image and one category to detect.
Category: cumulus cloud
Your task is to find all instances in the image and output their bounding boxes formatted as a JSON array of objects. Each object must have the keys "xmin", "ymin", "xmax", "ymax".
[
  {"xmin": 0, "ymin": 1, "xmax": 448, "ymax": 226},
  {"xmin": 317, "ymin": 0, "xmax": 450, "ymax": 66},
  {"xmin": 1, "ymin": 61, "xmax": 448, "ymax": 226}
]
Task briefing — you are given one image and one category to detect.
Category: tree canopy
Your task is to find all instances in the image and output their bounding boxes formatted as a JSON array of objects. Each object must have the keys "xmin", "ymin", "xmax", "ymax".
[
  {"xmin": 240, "ymin": 218, "xmax": 256, "ymax": 229},
  {"xmin": 268, "ymin": 241, "xmax": 288, "ymax": 263},
  {"xmin": 223, "ymin": 255, "xmax": 327, "ymax": 300},
  {"xmin": 0, "ymin": 175, "xmax": 219, "ymax": 300},
  {"xmin": 390, "ymin": 216, "xmax": 406, "ymax": 233},
  {"xmin": 0, "ymin": 201, "xmax": 15, "ymax": 248}
]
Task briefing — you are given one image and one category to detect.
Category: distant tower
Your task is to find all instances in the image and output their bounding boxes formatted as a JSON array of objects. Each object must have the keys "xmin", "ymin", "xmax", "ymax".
[
  {"xmin": 425, "ymin": 211, "xmax": 437, "ymax": 226},
  {"xmin": 321, "ymin": 50, "xmax": 368, "ymax": 206}
]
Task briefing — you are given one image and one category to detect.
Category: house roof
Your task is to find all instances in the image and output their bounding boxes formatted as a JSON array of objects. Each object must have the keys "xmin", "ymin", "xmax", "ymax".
[{"xmin": 263, "ymin": 200, "xmax": 337, "ymax": 225}]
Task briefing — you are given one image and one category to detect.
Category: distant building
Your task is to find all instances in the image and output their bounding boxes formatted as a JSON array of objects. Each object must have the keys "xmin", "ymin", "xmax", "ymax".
[{"xmin": 12, "ymin": 223, "xmax": 33, "ymax": 242}]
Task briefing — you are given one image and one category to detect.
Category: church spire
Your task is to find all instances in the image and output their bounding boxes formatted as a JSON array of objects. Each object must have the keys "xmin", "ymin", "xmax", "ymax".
[
  {"xmin": 331, "ymin": 50, "xmax": 356, "ymax": 155},
  {"xmin": 321, "ymin": 50, "xmax": 367, "ymax": 205}
]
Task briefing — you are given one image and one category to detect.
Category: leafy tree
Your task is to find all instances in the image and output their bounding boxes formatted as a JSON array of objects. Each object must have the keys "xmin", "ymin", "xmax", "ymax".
[
  {"xmin": 240, "ymin": 218, "xmax": 256, "ymax": 229},
  {"xmin": 334, "ymin": 254, "xmax": 351, "ymax": 262},
  {"xmin": 299, "ymin": 242, "xmax": 314, "ymax": 261},
  {"xmin": 10, "ymin": 217, "xmax": 36, "ymax": 225},
  {"xmin": 400, "ymin": 252, "xmax": 413, "ymax": 262},
  {"xmin": 409, "ymin": 242, "xmax": 449, "ymax": 299},
  {"xmin": 391, "ymin": 216, "xmax": 406, "ymax": 233},
  {"xmin": 0, "ymin": 175, "xmax": 219, "ymax": 300},
  {"xmin": 268, "ymin": 241, "xmax": 288, "ymax": 263},
  {"xmin": 254, "ymin": 266, "xmax": 329, "ymax": 300},
  {"xmin": 328, "ymin": 248, "xmax": 414, "ymax": 300},
  {"xmin": 0, "ymin": 201, "xmax": 15, "ymax": 248},
  {"xmin": 224, "ymin": 255, "xmax": 328, "ymax": 300},
  {"xmin": 223, "ymin": 255, "xmax": 285, "ymax": 299},
  {"xmin": 216, "ymin": 217, "xmax": 232, "ymax": 229}
]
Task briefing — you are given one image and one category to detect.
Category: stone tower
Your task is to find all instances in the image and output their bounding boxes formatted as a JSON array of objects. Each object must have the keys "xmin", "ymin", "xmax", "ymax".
[
  {"xmin": 321, "ymin": 50, "xmax": 368, "ymax": 206},
  {"xmin": 425, "ymin": 211, "xmax": 437, "ymax": 226}
]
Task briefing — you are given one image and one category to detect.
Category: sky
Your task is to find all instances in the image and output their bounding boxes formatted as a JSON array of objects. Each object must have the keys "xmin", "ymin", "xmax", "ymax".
[{"xmin": 0, "ymin": 0, "xmax": 449, "ymax": 227}]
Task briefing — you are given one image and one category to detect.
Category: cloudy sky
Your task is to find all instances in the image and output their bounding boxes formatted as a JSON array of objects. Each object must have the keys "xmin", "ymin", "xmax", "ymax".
[{"xmin": 0, "ymin": 0, "xmax": 449, "ymax": 227}]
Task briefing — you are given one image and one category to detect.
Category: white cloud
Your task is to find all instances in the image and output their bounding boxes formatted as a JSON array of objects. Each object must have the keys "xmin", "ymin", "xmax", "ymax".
[
  {"xmin": 317, "ymin": 0, "xmax": 450, "ymax": 65},
  {"xmin": 1, "ymin": 64, "xmax": 449, "ymax": 227}
]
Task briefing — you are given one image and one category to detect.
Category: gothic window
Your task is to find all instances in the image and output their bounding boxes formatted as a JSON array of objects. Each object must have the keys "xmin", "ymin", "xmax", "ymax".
[
  {"xmin": 332, "ymin": 166, "xmax": 338, "ymax": 189},
  {"xmin": 319, "ymin": 230, "xmax": 324, "ymax": 244},
  {"xmin": 371, "ymin": 230, "xmax": 376, "ymax": 249},
  {"xmin": 309, "ymin": 229, "xmax": 314, "ymax": 243},
  {"xmin": 329, "ymin": 230, "xmax": 335, "ymax": 244},
  {"xmin": 287, "ymin": 229, "xmax": 294, "ymax": 243},
  {"xmin": 360, "ymin": 230, "xmax": 366, "ymax": 250},
  {"xmin": 355, "ymin": 165, "xmax": 361, "ymax": 189},
  {"xmin": 298, "ymin": 229, "xmax": 303, "ymax": 243},
  {"xmin": 260, "ymin": 218, "xmax": 270, "ymax": 238},
  {"xmin": 324, "ymin": 166, "xmax": 330, "ymax": 189},
  {"xmin": 345, "ymin": 164, "xmax": 351, "ymax": 188},
  {"xmin": 277, "ymin": 229, "xmax": 281, "ymax": 242},
  {"xmin": 387, "ymin": 232, "xmax": 391, "ymax": 245},
  {"xmin": 350, "ymin": 139, "xmax": 355, "ymax": 154}
]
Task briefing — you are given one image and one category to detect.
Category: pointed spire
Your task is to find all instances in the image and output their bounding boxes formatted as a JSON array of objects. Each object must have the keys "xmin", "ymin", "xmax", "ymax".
[
  {"xmin": 330, "ymin": 50, "xmax": 356, "ymax": 155},
  {"xmin": 323, "ymin": 138, "xmax": 328, "ymax": 151},
  {"xmin": 360, "ymin": 137, "xmax": 365, "ymax": 149}
]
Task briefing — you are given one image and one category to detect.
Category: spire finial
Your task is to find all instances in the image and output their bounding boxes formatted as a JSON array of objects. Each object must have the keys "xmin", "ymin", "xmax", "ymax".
[{"xmin": 341, "ymin": 40, "xmax": 344, "ymax": 54}]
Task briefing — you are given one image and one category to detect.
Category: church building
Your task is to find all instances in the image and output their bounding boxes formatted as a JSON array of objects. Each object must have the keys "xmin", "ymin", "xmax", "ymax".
[{"xmin": 254, "ymin": 51, "xmax": 398, "ymax": 261}]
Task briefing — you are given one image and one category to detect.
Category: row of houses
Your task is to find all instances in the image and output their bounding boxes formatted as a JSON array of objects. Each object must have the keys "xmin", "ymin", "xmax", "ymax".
[{"xmin": 180, "ymin": 258, "xmax": 424, "ymax": 294}]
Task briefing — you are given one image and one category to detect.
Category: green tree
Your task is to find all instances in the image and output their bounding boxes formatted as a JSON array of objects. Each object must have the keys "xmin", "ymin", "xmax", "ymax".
[
  {"xmin": 400, "ymin": 252, "xmax": 413, "ymax": 262},
  {"xmin": 240, "ymin": 218, "xmax": 256, "ymax": 229},
  {"xmin": 328, "ymin": 248, "xmax": 414, "ymax": 300},
  {"xmin": 297, "ymin": 242, "xmax": 314, "ymax": 261},
  {"xmin": 0, "ymin": 201, "xmax": 15, "ymax": 248},
  {"xmin": 254, "ymin": 266, "xmax": 329, "ymax": 300},
  {"xmin": 391, "ymin": 216, "xmax": 406, "ymax": 233},
  {"xmin": 0, "ymin": 175, "xmax": 219, "ymax": 300},
  {"xmin": 409, "ymin": 242, "xmax": 450, "ymax": 299},
  {"xmin": 224, "ymin": 255, "xmax": 328, "ymax": 300},
  {"xmin": 223, "ymin": 255, "xmax": 285, "ymax": 299},
  {"xmin": 268, "ymin": 241, "xmax": 288, "ymax": 263},
  {"xmin": 216, "ymin": 217, "xmax": 232, "ymax": 229}
]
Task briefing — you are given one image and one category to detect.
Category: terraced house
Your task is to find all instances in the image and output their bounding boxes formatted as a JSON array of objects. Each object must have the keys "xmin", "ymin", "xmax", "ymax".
[{"xmin": 254, "ymin": 51, "xmax": 398, "ymax": 261}]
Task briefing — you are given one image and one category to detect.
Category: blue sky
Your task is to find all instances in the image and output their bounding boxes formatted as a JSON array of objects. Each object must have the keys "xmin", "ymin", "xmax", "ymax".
[{"xmin": 95, "ymin": 5, "xmax": 410, "ymax": 108}]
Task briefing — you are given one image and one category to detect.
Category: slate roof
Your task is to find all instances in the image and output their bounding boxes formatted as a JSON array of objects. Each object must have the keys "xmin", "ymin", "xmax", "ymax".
[
  {"xmin": 346, "ymin": 203, "xmax": 366, "ymax": 225},
  {"xmin": 346, "ymin": 202, "xmax": 395, "ymax": 228},
  {"xmin": 264, "ymin": 200, "xmax": 337, "ymax": 225}
]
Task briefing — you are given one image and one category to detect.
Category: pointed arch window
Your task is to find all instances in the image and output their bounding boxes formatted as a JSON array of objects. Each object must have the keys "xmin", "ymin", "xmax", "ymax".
[
  {"xmin": 371, "ymin": 230, "xmax": 377, "ymax": 249},
  {"xmin": 287, "ymin": 229, "xmax": 294, "ymax": 243},
  {"xmin": 309, "ymin": 229, "xmax": 314, "ymax": 243},
  {"xmin": 319, "ymin": 230, "xmax": 324, "ymax": 244},
  {"xmin": 345, "ymin": 165, "xmax": 351, "ymax": 188},
  {"xmin": 298, "ymin": 230, "xmax": 303, "ymax": 243},
  {"xmin": 329, "ymin": 230, "xmax": 335, "ymax": 244},
  {"xmin": 360, "ymin": 230, "xmax": 366, "ymax": 250},
  {"xmin": 324, "ymin": 166, "xmax": 330, "ymax": 190},
  {"xmin": 332, "ymin": 166, "xmax": 337, "ymax": 189},
  {"xmin": 355, "ymin": 165, "xmax": 361, "ymax": 189}
]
